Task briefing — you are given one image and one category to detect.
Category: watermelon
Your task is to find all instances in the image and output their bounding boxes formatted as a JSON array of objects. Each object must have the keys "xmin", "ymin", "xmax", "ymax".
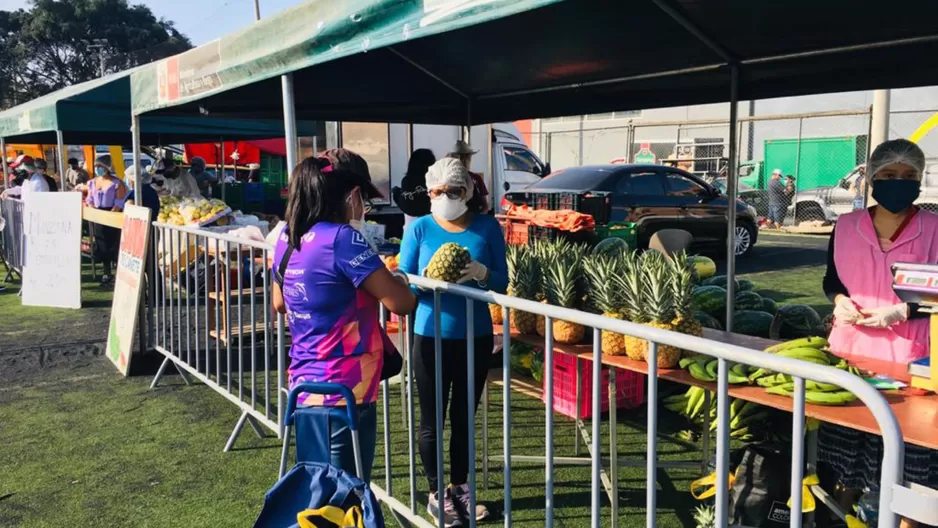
[
  {"xmin": 692, "ymin": 285, "xmax": 727, "ymax": 316},
  {"xmin": 732, "ymin": 310, "xmax": 775, "ymax": 338},
  {"xmin": 769, "ymin": 304, "xmax": 824, "ymax": 340},
  {"xmin": 761, "ymin": 297, "xmax": 778, "ymax": 315},
  {"xmin": 688, "ymin": 255, "xmax": 717, "ymax": 281},
  {"xmin": 694, "ymin": 311, "xmax": 723, "ymax": 331},
  {"xmin": 592, "ymin": 237, "xmax": 630, "ymax": 257},
  {"xmin": 738, "ymin": 279, "xmax": 754, "ymax": 292},
  {"xmin": 734, "ymin": 291, "xmax": 763, "ymax": 311},
  {"xmin": 822, "ymin": 313, "xmax": 834, "ymax": 337},
  {"xmin": 702, "ymin": 274, "xmax": 740, "ymax": 292}
]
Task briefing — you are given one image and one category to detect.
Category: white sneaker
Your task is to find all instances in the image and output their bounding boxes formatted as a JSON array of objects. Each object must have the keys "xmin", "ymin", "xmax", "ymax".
[
  {"xmin": 452, "ymin": 484, "xmax": 490, "ymax": 522},
  {"xmin": 428, "ymin": 489, "xmax": 462, "ymax": 527}
]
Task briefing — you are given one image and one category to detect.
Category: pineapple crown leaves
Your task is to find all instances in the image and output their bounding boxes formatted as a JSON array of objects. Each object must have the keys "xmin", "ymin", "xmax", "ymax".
[
  {"xmin": 584, "ymin": 253, "xmax": 624, "ymax": 314},
  {"xmin": 639, "ymin": 250, "xmax": 676, "ymax": 323},
  {"xmin": 613, "ymin": 250, "xmax": 646, "ymax": 322},
  {"xmin": 668, "ymin": 251, "xmax": 696, "ymax": 318}
]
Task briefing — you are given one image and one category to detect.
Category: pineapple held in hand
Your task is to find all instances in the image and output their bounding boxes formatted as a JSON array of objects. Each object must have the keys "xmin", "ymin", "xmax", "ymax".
[
  {"xmin": 425, "ymin": 242, "xmax": 471, "ymax": 283},
  {"xmin": 509, "ymin": 247, "xmax": 540, "ymax": 335},
  {"xmin": 584, "ymin": 253, "xmax": 627, "ymax": 355},
  {"xmin": 640, "ymin": 251, "xmax": 683, "ymax": 368}
]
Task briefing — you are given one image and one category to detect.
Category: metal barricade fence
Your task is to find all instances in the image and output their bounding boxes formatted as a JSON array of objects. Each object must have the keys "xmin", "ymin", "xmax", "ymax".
[
  {"xmin": 0, "ymin": 197, "xmax": 24, "ymax": 281},
  {"xmin": 148, "ymin": 222, "xmax": 286, "ymax": 448},
  {"xmin": 365, "ymin": 274, "xmax": 924, "ymax": 528}
]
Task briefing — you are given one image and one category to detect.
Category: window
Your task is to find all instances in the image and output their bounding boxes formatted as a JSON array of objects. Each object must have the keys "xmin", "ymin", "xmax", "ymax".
[
  {"xmin": 503, "ymin": 145, "xmax": 542, "ymax": 175},
  {"xmin": 340, "ymin": 122, "xmax": 390, "ymax": 203},
  {"xmin": 664, "ymin": 172, "xmax": 706, "ymax": 197},
  {"xmin": 529, "ymin": 166, "xmax": 615, "ymax": 191},
  {"xmin": 616, "ymin": 172, "xmax": 664, "ymax": 195}
]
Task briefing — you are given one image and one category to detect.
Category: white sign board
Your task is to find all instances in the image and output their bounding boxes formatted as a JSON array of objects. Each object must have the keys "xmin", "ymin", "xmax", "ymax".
[{"xmin": 22, "ymin": 192, "xmax": 82, "ymax": 309}]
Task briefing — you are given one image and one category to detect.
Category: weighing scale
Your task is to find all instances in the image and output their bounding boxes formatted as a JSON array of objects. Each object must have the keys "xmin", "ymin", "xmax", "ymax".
[{"xmin": 891, "ymin": 262, "xmax": 938, "ymax": 392}]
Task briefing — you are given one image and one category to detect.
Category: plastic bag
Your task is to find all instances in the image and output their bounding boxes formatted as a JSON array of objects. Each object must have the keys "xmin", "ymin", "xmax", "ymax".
[{"xmin": 729, "ymin": 444, "xmax": 797, "ymax": 527}]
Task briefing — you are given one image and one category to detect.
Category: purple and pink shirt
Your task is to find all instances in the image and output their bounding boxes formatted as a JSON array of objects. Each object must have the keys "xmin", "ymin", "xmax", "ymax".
[
  {"xmin": 85, "ymin": 178, "xmax": 127, "ymax": 209},
  {"xmin": 273, "ymin": 222, "xmax": 385, "ymax": 406}
]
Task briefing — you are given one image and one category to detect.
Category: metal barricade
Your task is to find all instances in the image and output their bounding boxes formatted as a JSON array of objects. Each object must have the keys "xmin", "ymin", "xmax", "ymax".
[
  {"xmin": 149, "ymin": 222, "xmax": 286, "ymax": 448},
  {"xmin": 0, "ymin": 197, "xmax": 24, "ymax": 281},
  {"xmin": 362, "ymin": 274, "xmax": 922, "ymax": 528}
]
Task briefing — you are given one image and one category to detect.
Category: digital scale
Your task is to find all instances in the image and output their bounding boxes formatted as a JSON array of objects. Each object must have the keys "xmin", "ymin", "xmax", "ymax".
[{"xmin": 891, "ymin": 262, "xmax": 938, "ymax": 392}]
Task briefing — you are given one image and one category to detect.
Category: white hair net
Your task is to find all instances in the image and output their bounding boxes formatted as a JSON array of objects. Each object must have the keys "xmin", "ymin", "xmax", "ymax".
[
  {"xmin": 125, "ymin": 165, "xmax": 152, "ymax": 185},
  {"xmin": 425, "ymin": 157, "xmax": 474, "ymax": 200},
  {"xmin": 867, "ymin": 139, "xmax": 925, "ymax": 184}
]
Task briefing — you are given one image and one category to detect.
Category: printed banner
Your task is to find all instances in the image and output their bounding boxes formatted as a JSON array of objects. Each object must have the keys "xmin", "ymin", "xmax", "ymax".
[{"xmin": 105, "ymin": 204, "xmax": 152, "ymax": 376}]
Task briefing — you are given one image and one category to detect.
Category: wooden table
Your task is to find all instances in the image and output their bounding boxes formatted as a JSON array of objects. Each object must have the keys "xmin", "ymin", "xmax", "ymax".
[{"xmin": 497, "ymin": 326, "xmax": 938, "ymax": 450}]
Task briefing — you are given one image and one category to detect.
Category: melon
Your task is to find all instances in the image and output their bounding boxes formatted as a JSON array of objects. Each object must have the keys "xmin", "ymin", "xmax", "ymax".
[
  {"xmin": 732, "ymin": 310, "xmax": 775, "ymax": 338},
  {"xmin": 702, "ymin": 274, "xmax": 740, "ymax": 292},
  {"xmin": 688, "ymin": 255, "xmax": 717, "ymax": 281},
  {"xmin": 734, "ymin": 291, "xmax": 764, "ymax": 311},
  {"xmin": 694, "ymin": 311, "xmax": 724, "ymax": 331},
  {"xmin": 761, "ymin": 297, "xmax": 778, "ymax": 315},
  {"xmin": 738, "ymin": 279, "xmax": 754, "ymax": 292},
  {"xmin": 692, "ymin": 285, "xmax": 727, "ymax": 317}
]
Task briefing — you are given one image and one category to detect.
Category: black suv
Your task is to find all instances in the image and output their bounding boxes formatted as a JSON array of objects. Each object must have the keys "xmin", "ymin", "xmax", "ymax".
[{"xmin": 505, "ymin": 164, "xmax": 759, "ymax": 257}]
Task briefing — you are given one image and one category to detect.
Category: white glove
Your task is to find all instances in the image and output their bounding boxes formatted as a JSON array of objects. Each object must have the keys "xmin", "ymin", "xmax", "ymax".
[
  {"xmin": 457, "ymin": 260, "xmax": 489, "ymax": 285},
  {"xmin": 833, "ymin": 296, "xmax": 863, "ymax": 325},
  {"xmin": 855, "ymin": 304, "xmax": 909, "ymax": 329}
]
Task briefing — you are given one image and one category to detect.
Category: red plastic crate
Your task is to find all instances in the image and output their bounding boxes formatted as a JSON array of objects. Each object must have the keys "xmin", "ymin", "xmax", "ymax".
[
  {"xmin": 543, "ymin": 350, "xmax": 644, "ymax": 419},
  {"xmin": 501, "ymin": 218, "xmax": 531, "ymax": 246}
]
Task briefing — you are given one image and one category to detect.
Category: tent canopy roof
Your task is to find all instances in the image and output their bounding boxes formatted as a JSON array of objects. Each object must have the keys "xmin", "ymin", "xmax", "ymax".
[
  {"xmin": 130, "ymin": 0, "xmax": 938, "ymax": 125},
  {"xmin": 0, "ymin": 68, "xmax": 318, "ymax": 144}
]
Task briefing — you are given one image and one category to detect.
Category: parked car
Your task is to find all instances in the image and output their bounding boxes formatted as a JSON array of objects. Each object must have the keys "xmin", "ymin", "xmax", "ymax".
[
  {"xmin": 710, "ymin": 178, "xmax": 768, "ymax": 218},
  {"xmin": 505, "ymin": 164, "xmax": 759, "ymax": 257}
]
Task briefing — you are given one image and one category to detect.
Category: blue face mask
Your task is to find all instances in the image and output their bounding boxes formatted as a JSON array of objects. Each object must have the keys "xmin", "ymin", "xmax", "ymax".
[
  {"xmin": 95, "ymin": 166, "xmax": 108, "ymax": 177},
  {"xmin": 872, "ymin": 179, "xmax": 921, "ymax": 214}
]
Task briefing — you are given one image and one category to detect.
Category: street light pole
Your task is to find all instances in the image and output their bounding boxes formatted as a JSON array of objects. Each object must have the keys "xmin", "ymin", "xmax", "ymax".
[{"xmin": 253, "ymin": 0, "xmax": 261, "ymax": 21}]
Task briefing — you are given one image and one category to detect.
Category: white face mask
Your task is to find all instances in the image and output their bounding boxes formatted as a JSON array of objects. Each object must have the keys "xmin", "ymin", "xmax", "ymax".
[
  {"xmin": 346, "ymin": 191, "xmax": 367, "ymax": 231},
  {"xmin": 431, "ymin": 196, "xmax": 468, "ymax": 221}
]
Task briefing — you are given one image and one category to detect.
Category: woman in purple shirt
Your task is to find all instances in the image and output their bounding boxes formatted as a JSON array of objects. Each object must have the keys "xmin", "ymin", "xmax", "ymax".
[
  {"xmin": 272, "ymin": 153, "xmax": 415, "ymax": 481},
  {"xmin": 84, "ymin": 155, "xmax": 128, "ymax": 285}
]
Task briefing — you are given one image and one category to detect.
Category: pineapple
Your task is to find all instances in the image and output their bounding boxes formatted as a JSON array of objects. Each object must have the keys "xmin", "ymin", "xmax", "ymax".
[
  {"xmin": 542, "ymin": 251, "xmax": 585, "ymax": 344},
  {"xmin": 425, "ymin": 242, "xmax": 471, "ymax": 283},
  {"xmin": 693, "ymin": 504, "xmax": 716, "ymax": 528},
  {"xmin": 490, "ymin": 245, "xmax": 521, "ymax": 325},
  {"xmin": 509, "ymin": 248, "xmax": 539, "ymax": 335},
  {"xmin": 669, "ymin": 252, "xmax": 704, "ymax": 353},
  {"xmin": 584, "ymin": 254, "xmax": 627, "ymax": 355},
  {"xmin": 615, "ymin": 252, "xmax": 648, "ymax": 361},
  {"xmin": 640, "ymin": 251, "xmax": 683, "ymax": 368}
]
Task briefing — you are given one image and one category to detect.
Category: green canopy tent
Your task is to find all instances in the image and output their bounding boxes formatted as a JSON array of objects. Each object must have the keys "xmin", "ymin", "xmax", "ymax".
[{"xmin": 127, "ymin": 2, "xmax": 938, "ymax": 525}]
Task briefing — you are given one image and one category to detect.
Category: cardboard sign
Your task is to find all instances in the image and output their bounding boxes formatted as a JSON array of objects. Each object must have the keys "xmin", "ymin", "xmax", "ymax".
[
  {"xmin": 22, "ymin": 192, "xmax": 82, "ymax": 309},
  {"xmin": 105, "ymin": 204, "xmax": 152, "ymax": 376}
]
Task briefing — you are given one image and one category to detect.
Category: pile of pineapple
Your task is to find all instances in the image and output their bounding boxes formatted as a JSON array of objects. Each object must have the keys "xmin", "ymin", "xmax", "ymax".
[{"xmin": 499, "ymin": 239, "xmax": 702, "ymax": 369}]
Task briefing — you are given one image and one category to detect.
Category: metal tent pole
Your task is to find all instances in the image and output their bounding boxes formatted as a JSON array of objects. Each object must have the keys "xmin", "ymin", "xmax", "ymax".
[
  {"xmin": 132, "ymin": 115, "xmax": 142, "ymax": 205},
  {"xmin": 220, "ymin": 139, "xmax": 226, "ymax": 190},
  {"xmin": 1, "ymin": 137, "xmax": 8, "ymax": 190},
  {"xmin": 282, "ymin": 74, "xmax": 299, "ymax": 176},
  {"xmin": 56, "ymin": 130, "xmax": 66, "ymax": 191},
  {"xmin": 724, "ymin": 65, "xmax": 740, "ymax": 332}
]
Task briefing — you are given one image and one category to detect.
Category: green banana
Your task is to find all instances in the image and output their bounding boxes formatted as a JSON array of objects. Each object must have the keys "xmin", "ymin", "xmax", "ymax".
[
  {"xmin": 679, "ymin": 357, "xmax": 696, "ymax": 369},
  {"xmin": 805, "ymin": 390, "xmax": 858, "ymax": 406},
  {"xmin": 749, "ymin": 368, "xmax": 771, "ymax": 381},
  {"xmin": 776, "ymin": 347, "xmax": 831, "ymax": 364},
  {"xmin": 763, "ymin": 336, "xmax": 829, "ymax": 354},
  {"xmin": 735, "ymin": 401, "xmax": 762, "ymax": 420},
  {"xmin": 690, "ymin": 389, "xmax": 708, "ymax": 419},
  {"xmin": 664, "ymin": 401, "xmax": 686, "ymax": 412},
  {"xmin": 689, "ymin": 362, "xmax": 716, "ymax": 382},
  {"xmin": 730, "ymin": 363, "xmax": 749, "ymax": 378},
  {"xmin": 731, "ymin": 410, "xmax": 771, "ymax": 430},
  {"xmin": 757, "ymin": 375, "xmax": 783, "ymax": 388},
  {"xmin": 685, "ymin": 387, "xmax": 704, "ymax": 416},
  {"xmin": 705, "ymin": 359, "xmax": 719, "ymax": 379},
  {"xmin": 664, "ymin": 394, "xmax": 688, "ymax": 405},
  {"xmin": 729, "ymin": 398, "xmax": 745, "ymax": 419},
  {"xmin": 730, "ymin": 426, "xmax": 750, "ymax": 439},
  {"xmin": 806, "ymin": 380, "xmax": 842, "ymax": 392},
  {"xmin": 775, "ymin": 373, "xmax": 793, "ymax": 384}
]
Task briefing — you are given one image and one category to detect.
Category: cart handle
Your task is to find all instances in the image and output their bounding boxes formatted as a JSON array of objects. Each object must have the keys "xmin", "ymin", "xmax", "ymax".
[{"xmin": 284, "ymin": 383, "xmax": 359, "ymax": 430}]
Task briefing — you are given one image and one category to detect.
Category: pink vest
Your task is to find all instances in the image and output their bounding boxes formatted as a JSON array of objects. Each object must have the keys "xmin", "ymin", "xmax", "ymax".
[{"xmin": 828, "ymin": 209, "xmax": 938, "ymax": 363}]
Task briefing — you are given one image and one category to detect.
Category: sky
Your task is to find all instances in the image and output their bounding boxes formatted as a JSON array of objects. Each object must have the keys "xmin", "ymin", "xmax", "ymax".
[{"xmin": 0, "ymin": 0, "xmax": 307, "ymax": 45}]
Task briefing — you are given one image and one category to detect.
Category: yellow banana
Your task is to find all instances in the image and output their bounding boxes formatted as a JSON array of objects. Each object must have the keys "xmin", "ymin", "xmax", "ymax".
[
  {"xmin": 776, "ymin": 347, "xmax": 832, "ymax": 364},
  {"xmin": 763, "ymin": 337, "xmax": 829, "ymax": 354}
]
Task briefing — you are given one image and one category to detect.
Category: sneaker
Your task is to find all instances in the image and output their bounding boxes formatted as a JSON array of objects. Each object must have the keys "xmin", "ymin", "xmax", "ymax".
[
  {"xmin": 428, "ymin": 489, "xmax": 462, "ymax": 527},
  {"xmin": 100, "ymin": 274, "xmax": 113, "ymax": 286},
  {"xmin": 452, "ymin": 484, "xmax": 490, "ymax": 522}
]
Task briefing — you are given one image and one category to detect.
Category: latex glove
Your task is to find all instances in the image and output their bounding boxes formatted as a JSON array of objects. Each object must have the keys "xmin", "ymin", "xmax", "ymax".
[
  {"xmin": 457, "ymin": 260, "xmax": 489, "ymax": 285},
  {"xmin": 833, "ymin": 296, "xmax": 863, "ymax": 325},
  {"xmin": 855, "ymin": 304, "xmax": 909, "ymax": 329}
]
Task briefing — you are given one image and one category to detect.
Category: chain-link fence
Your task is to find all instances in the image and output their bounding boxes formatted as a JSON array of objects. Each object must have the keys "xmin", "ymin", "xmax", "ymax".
[{"xmin": 536, "ymin": 109, "xmax": 887, "ymax": 228}]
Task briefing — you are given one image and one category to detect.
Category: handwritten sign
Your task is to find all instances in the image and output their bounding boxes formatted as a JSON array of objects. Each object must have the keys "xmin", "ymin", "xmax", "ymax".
[
  {"xmin": 106, "ymin": 204, "xmax": 152, "ymax": 376},
  {"xmin": 22, "ymin": 192, "xmax": 82, "ymax": 309}
]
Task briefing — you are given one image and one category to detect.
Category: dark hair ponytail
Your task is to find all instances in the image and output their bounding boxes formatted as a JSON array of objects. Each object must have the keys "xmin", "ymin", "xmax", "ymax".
[{"xmin": 284, "ymin": 157, "xmax": 356, "ymax": 249}]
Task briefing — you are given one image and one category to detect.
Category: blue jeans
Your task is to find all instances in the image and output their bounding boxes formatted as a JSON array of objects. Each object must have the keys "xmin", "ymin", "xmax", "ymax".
[
  {"xmin": 329, "ymin": 402, "xmax": 377, "ymax": 482},
  {"xmin": 768, "ymin": 204, "xmax": 787, "ymax": 225}
]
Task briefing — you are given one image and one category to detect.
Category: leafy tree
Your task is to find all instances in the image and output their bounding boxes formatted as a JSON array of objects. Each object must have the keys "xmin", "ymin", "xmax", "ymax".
[{"xmin": 1, "ymin": 0, "xmax": 192, "ymax": 109}]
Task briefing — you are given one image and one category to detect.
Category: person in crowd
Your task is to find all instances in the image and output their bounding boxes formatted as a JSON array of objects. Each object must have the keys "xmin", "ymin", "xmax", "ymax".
[
  {"xmin": 271, "ymin": 154, "xmax": 416, "ymax": 483},
  {"xmin": 820, "ymin": 139, "xmax": 937, "ymax": 528},
  {"xmin": 851, "ymin": 166, "xmax": 868, "ymax": 210},
  {"xmin": 447, "ymin": 140, "xmax": 490, "ymax": 214},
  {"xmin": 33, "ymin": 158, "xmax": 58, "ymax": 192},
  {"xmin": 85, "ymin": 155, "xmax": 128, "ymax": 286},
  {"xmin": 398, "ymin": 157, "xmax": 508, "ymax": 526},
  {"xmin": 189, "ymin": 156, "xmax": 216, "ymax": 197},
  {"xmin": 766, "ymin": 168, "xmax": 786, "ymax": 228},
  {"xmin": 392, "ymin": 148, "xmax": 436, "ymax": 228},
  {"xmin": 66, "ymin": 157, "xmax": 89, "ymax": 187},
  {"xmin": 120, "ymin": 165, "xmax": 161, "ymax": 218},
  {"xmin": 154, "ymin": 156, "xmax": 201, "ymax": 197},
  {"xmin": 1, "ymin": 155, "xmax": 49, "ymax": 200}
]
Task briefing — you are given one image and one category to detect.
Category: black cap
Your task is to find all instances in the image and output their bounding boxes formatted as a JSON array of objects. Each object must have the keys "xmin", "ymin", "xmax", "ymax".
[{"xmin": 318, "ymin": 148, "xmax": 383, "ymax": 200}]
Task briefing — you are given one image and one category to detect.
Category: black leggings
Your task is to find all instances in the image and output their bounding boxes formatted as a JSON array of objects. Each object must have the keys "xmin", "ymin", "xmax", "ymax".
[
  {"xmin": 413, "ymin": 334, "xmax": 493, "ymax": 492},
  {"xmin": 92, "ymin": 220, "xmax": 120, "ymax": 275}
]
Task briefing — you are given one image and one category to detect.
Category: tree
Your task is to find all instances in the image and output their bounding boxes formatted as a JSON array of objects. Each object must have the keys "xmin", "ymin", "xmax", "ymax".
[{"xmin": 0, "ymin": 0, "xmax": 192, "ymax": 109}]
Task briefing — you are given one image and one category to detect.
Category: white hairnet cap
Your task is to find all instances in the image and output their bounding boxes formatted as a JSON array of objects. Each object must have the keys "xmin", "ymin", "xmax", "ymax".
[
  {"xmin": 867, "ymin": 139, "xmax": 925, "ymax": 183},
  {"xmin": 125, "ymin": 165, "xmax": 152, "ymax": 184},
  {"xmin": 425, "ymin": 157, "xmax": 474, "ymax": 199}
]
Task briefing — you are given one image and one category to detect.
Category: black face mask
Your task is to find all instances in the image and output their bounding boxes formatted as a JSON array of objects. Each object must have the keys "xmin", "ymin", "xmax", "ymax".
[{"xmin": 163, "ymin": 167, "xmax": 180, "ymax": 179}]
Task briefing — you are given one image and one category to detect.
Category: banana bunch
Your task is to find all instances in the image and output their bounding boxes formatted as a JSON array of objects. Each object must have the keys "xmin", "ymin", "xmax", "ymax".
[
  {"xmin": 663, "ymin": 388, "xmax": 777, "ymax": 443},
  {"xmin": 751, "ymin": 336, "xmax": 861, "ymax": 406},
  {"xmin": 679, "ymin": 355, "xmax": 751, "ymax": 384}
]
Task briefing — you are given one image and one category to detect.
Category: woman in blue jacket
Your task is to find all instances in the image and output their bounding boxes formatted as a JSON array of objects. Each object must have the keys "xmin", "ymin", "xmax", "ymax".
[{"xmin": 398, "ymin": 157, "xmax": 507, "ymax": 526}]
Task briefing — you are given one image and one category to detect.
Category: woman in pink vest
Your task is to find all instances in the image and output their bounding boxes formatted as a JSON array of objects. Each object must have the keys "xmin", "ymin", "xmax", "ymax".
[{"xmin": 819, "ymin": 139, "xmax": 937, "ymax": 527}]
